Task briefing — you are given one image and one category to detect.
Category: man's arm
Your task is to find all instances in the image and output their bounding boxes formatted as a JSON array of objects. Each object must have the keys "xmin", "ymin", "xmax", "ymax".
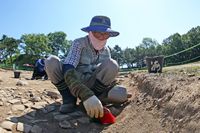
[
  {"xmin": 63, "ymin": 39, "xmax": 103, "ymax": 118},
  {"xmin": 63, "ymin": 39, "xmax": 94, "ymax": 100}
]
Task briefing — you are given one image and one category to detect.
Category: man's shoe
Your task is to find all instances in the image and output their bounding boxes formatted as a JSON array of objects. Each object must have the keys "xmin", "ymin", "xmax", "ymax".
[
  {"xmin": 55, "ymin": 80, "xmax": 77, "ymax": 113},
  {"xmin": 44, "ymin": 76, "xmax": 48, "ymax": 80}
]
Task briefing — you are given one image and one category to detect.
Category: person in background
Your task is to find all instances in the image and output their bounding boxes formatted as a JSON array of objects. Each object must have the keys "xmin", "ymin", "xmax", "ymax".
[
  {"xmin": 45, "ymin": 15, "xmax": 130, "ymax": 118},
  {"xmin": 31, "ymin": 57, "xmax": 48, "ymax": 80}
]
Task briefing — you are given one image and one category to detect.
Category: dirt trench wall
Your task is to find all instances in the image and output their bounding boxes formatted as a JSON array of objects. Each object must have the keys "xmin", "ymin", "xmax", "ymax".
[{"xmin": 131, "ymin": 73, "xmax": 200, "ymax": 132}]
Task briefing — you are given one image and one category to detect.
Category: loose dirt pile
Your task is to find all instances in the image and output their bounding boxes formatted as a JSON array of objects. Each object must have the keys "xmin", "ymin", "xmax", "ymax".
[{"xmin": 0, "ymin": 64, "xmax": 200, "ymax": 133}]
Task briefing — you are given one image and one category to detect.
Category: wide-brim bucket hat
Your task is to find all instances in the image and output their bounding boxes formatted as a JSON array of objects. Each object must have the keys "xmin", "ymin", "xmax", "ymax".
[{"xmin": 81, "ymin": 16, "xmax": 120, "ymax": 37}]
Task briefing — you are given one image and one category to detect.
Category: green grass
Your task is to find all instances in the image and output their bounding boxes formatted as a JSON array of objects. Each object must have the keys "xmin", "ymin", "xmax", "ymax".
[
  {"xmin": 119, "ymin": 61, "xmax": 200, "ymax": 76},
  {"xmin": 163, "ymin": 65, "xmax": 200, "ymax": 76},
  {"xmin": 0, "ymin": 64, "xmax": 33, "ymax": 71}
]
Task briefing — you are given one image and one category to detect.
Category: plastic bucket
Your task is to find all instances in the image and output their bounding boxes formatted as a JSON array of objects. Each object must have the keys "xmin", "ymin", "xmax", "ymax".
[
  {"xmin": 145, "ymin": 56, "xmax": 164, "ymax": 73},
  {"xmin": 14, "ymin": 71, "xmax": 21, "ymax": 78}
]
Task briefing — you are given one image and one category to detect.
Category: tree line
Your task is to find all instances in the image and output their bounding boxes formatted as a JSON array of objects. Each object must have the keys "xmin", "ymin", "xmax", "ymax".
[
  {"xmin": 110, "ymin": 26, "xmax": 200, "ymax": 68},
  {"xmin": 0, "ymin": 31, "xmax": 71, "ymax": 66},
  {"xmin": 0, "ymin": 26, "xmax": 200, "ymax": 69}
]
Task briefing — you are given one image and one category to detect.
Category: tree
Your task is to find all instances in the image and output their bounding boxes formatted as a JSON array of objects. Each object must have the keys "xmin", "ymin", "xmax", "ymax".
[
  {"xmin": 141, "ymin": 38, "xmax": 158, "ymax": 49},
  {"xmin": 0, "ymin": 35, "xmax": 21, "ymax": 64},
  {"xmin": 21, "ymin": 33, "xmax": 51, "ymax": 57},
  {"xmin": 47, "ymin": 31, "xmax": 71, "ymax": 57},
  {"xmin": 162, "ymin": 33, "xmax": 183, "ymax": 64},
  {"xmin": 140, "ymin": 37, "xmax": 160, "ymax": 56},
  {"xmin": 135, "ymin": 46, "xmax": 145, "ymax": 68},
  {"xmin": 59, "ymin": 40, "xmax": 72, "ymax": 60},
  {"xmin": 109, "ymin": 45, "xmax": 123, "ymax": 66},
  {"xmin": 184, "ymin": 26, "xmax": 200, "ymax": 60},
  {"xmin": 123, "ymin": 48, "xmax": 136, "ymax": 68},
  {"xmin": 162, "ymin": 33, "xmax": 184, "ymax": 54},
  {"xmin": 186, "ymin": 26, "xmax": 200, "ymax": 47}
]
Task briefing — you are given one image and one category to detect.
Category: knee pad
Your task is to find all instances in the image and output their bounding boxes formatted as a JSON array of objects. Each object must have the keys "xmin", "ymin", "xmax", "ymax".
[{"xmin": 107, "ymin": 85, "xmax": 128, "ymax": 103}]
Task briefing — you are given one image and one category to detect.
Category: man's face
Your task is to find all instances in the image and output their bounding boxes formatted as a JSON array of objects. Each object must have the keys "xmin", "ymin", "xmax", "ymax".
[{"xmin": 92, "ymin": 31, "xmax": 110, "ymax": 41}]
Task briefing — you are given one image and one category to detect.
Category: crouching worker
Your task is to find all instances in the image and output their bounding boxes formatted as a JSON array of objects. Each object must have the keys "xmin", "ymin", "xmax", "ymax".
[
  {"xmin": 45, "ymin": 16, "xmax": 130, "ymax": 118},
  {"xmin": 31, "ymin": 58, "xmax": 48, "ymax": 80}
]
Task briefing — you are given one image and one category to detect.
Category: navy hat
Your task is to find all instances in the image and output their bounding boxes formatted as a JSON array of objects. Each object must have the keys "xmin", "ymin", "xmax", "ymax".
[{"xmin": 81, "ymin": 16, "xmax": 120, "ymax": 37}]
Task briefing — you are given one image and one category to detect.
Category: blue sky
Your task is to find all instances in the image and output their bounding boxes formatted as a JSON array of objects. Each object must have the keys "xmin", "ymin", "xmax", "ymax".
[{"xmin": 1, "ymin": 0, "xmax": 200, "ymax": 49}]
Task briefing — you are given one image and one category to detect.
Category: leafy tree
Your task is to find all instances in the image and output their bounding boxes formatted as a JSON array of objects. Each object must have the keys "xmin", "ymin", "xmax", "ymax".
[
  {"xmin": 140, "ymin": 37, "xmax": 160, "ymax": 56},
  {"xmin": 155, "ymin": 44, "xmax": 164, "ymax": 55},
  {"xmin": 0, "ymin": 35, "xmax": 21, "ymax": 64},
  {"xmin": 59, "ymin": 40, "xmax": 72, "ymax": 60},
  {"xmin": 140, "ymin": 38, "xmax": 158, "ymax": 48},
  {"xmin": 109, "ymin": 45, "xmax": 124, "ymax": 66},
  {"xmin": 184, "ymin": 26, "xmax": 200, "ymax": 60},
  {"xmin": 186, "ymin": 26, "xmax": 200, "ymax": 47},
  {"xmin": 47, "ymin": 31, "xmax": 71, "ymax": 57},
  {"xmin": 123, "ymin": 48, "xmax": 136, "ymax": 68},
  {"xmin": 0, "ymin": 35, "xmax": 6, "ymax": 62},
  {"xmin": 135, "ymin": 46, "xmax": 145, "ymax": 68},
  {"xmin": 21, "ymin": 33, "xmax": 51, "ymax": 57},
  {"xmin": 162, "ymin": 33, "xmax": 184, "ymax": 54}
]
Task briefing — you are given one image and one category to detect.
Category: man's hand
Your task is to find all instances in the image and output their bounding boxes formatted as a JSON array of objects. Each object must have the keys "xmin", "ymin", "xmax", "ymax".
[{"xmin": 83, "ymin": 95, "xmax": 104, "ymax": 118}]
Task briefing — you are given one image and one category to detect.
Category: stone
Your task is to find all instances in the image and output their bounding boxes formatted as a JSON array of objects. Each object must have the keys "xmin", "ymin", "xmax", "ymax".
[
  {"xmin": 43, "ymin": 105, "xmax": 56, "ymax": 113},
  {"xmin": 30, "ymin": 125, "xmax": 43, "ymax": 133},
  {"xmin": 24, "ymin": 114, "xmax": 34, "ymax": 120},
  {"xmin": 17, "ymin": 122, "xmax": 32, "ymax": 133},
  {"xmin": 31, "ymin": 105, "xmax": 43, "ymax": 110},
  {"xmin": 24, "ymin": 102, "xmax": 33, "ymax": 108},
  {"xmin": 12, "ymin": 105, "xmax": 25, "ymax": 111},
  {"xmin": 0, "ymin": 127, "xmax": 7, "ymax": 133},
  {"xmin": 0, "ymin": 121, "xmax": 17, "ymax": 131},
  {"xmin": 16, "ymin": 80, "xmax": 28, "ymax": 86},
  {"xmin": 30, "ymin": 96, "xmax": 42, "ymax": 102},
  {"xmin": 77, "ymin": 117, "xmax": 90, "ymax": 124},
  {"xmin": 46, "ymin": 91, "xmax": 60, "ymax": 99},
  {"xmin": 28, "ymin": 110, "xmax": 37, "ymax": 117},
  {"xmin": 8, "ymin": 99, "xmax": 21, "ymax": 104},
  {"xmin": 0, "ymin": 101, "xmax": 4, "ymax": 106},
  {"xmin": 21, "ymin": 99, "xmax": 28, "ymax": 104},
  {"xmin": 7, "ymin": 111, "xmax": 12, "ymax": 115},
  {"xmin": 5, "ymin": 116, "xmax": 18, "ymax": 123},
  {"xmin": 59, "ymin": 120, "xmax": 72, "ymax": 129},
  {"xmin": 1, "ymin": 97, "xmax": 7, "ymax": 102},
  {"xmin": 33, "ymin": 101, "xmax": 47, "ymax": 107},
  {"xmin": 54, "ymin": 114, "xmax": 71, "ymax": 121},
  {"xmin": 31, "ymin": 119, "xmax": 48, "ymax": 124},
  {"xmin": 68, "ymin": 111, "xmax": 85, "ymax": 117},
  {"xmin": 43, "ymin": 98, "xmax": 55, "ymax": 104}
]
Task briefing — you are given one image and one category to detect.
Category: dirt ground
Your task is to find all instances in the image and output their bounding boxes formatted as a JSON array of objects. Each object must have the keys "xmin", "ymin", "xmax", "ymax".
[{"xmin": 0, "ymin": 62, "xmax": 200, "ymax": 133}]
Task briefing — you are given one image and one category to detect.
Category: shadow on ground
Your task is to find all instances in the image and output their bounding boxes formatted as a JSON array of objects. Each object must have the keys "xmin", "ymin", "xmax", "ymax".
[{"xmin": 4, "ymin": 100, "xmax": 129, "ymax": 133}]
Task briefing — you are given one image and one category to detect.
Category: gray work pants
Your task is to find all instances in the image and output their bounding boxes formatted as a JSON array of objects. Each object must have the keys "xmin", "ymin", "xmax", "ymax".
[{"xmin": 45, "ymin": 55, "xmax": 119, "ymax": 88}]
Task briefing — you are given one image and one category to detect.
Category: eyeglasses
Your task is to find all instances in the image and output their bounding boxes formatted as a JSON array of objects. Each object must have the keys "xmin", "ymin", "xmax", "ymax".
[{"xmin": 92, "ymin": 32, "xmax": 110, "ymax": 40}]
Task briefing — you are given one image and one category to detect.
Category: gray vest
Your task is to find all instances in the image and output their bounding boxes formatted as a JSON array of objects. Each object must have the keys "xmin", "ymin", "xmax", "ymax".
[{"xmin": 76, "ymin": 36, "xmax": 111, "ymax": 81}]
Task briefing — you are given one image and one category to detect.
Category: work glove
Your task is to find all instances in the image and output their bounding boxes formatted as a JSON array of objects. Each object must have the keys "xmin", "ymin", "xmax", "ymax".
[{"xmin": 83, "ymin": 95, "xmax": 104, "ymax": 118}]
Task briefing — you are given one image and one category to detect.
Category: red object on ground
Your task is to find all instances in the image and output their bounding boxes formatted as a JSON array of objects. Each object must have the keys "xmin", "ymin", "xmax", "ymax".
[
  {"xmin": 99, "ymin": 107, "xmax": 116, "ymax": 125},
  {"xmin": 23, "ymin": 64, "xmax": 34, "ymax": 67}
]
